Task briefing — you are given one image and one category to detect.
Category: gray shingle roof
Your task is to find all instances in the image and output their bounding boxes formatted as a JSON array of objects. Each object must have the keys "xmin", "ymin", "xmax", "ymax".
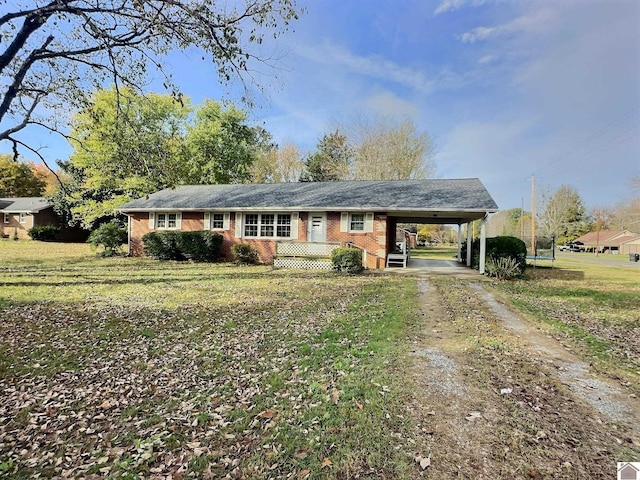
[
  {"xmin": 119, "ymin": 179, "xmax": 498, "ymax": 213},
  {"xmin": 0, "ymin": 197, "xmax": 52, "ymax": 213}
]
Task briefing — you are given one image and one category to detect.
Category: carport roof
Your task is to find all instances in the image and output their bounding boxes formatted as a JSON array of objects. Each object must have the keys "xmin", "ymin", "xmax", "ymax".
[{"xmin": 119, "ymin": 178, "xmax": 499, "ymax": 222}]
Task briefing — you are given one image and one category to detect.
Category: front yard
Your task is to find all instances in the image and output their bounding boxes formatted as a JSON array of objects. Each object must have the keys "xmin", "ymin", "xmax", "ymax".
[
  {"xmin": 0, "ymin": 242, "xmax": 423, "ymax": 479},
  {"xmin": 1, "ymin": 241, "xmax": 639, "ymax": 479}
]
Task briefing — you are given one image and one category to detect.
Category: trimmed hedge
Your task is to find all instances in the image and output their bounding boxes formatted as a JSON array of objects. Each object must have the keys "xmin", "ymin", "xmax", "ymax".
[
  {"xmin": 142, "ymin": 231, "xmax": 223, "ymax": 262},
  {"xmin": 28, "ymin": 225, "xmax": 60, "ymax": 242},
  {"xmin": 461, "ymin": 236, "xmax": 527, "ymax": 276},
  {"xmin": 331, "ymin": 247, "xmax": 363, "ymax": 274}
]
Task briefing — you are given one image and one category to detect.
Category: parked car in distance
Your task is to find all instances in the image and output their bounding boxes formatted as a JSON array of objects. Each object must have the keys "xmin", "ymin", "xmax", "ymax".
[{"xmin": 558, "ymin": 242, "xmax": 584, "ymax": 252}]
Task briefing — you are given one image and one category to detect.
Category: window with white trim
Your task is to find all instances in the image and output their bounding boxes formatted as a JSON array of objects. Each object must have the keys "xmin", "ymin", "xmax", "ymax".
[
  {"xmin": 156, "ymin": 212, "xmax": 179, "ymax": 230},
  {"xmin": 349, "ymin": 213, "xmax": 365, "ymax": 231},
  {"xmin": 244, "ymin": 213, "xmax": 292, "ymax": 238},
  {"xmin": 276, "ymin": 214, "xmax": 291, "ymax": 237},
  {"xmin": 3, "ymin": 213, "xmax": 8, "ymax": 223},
  {"xmin": 19, "ymin": 212, "xmax": 26, "ymax": 224},
  {"xmin": 211, "ymin": 213, "xmax": 224, "ymax": 229}
]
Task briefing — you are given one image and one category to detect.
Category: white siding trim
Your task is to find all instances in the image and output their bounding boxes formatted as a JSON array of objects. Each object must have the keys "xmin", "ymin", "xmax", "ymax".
[
  {"xmin": 291, "ymin": 212, "xmax": 299, "ymax": 240},
  {"xmin": 235, "ymin": 212, "xmax": 243, "ymax": 238},
  {"xmin": 340, "ymin": 212, "xmax": 349, "ymax": 232},
  {"xmin": 364, "ymin": 212, "xmax": 374, "ymax": 233}
]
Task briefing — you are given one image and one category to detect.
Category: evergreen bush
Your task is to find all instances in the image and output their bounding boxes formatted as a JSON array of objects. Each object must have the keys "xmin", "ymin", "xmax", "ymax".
[
  {"xmin": 88, "ymin": 221, "xmax": 127, "ymax": 256},
  {"xmin": 331, "ymin": 247, "xmax": 363, "ymax": 274},
  {"xmin": 231, "ymin": 243, "xmax": 259, "ymax": 265},
  {"xmin": 142, "ymin": 231, "xmax": 223, "ymax": 262},
  {"xmin": 461, "ymin": 236, "xmax": 527, "ymax": 276},
  {"xmin": 28, "ymin": 225, "xmax": 60, "ymax": 241}
]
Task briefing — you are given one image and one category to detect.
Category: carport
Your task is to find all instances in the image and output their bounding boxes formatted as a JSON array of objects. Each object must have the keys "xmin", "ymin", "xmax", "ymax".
[{"xmin": 385, "ymin": 207, "xmax": 496, "ymax": 274}]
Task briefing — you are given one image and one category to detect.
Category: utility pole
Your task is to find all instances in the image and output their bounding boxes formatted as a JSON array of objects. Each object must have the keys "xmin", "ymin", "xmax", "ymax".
[
  {"xmin": 520, "ymin": 197, "xmax": 524, "ymax": 239},
  {"xmin": 531, "ymin": 175, "xmax": 536, "ymax": 256}
]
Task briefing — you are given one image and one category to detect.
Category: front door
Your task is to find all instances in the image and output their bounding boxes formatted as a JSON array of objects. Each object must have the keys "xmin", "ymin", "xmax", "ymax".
[{"xmin": 308, "ymin": 213, "xmax": 326, "ymax": 243}]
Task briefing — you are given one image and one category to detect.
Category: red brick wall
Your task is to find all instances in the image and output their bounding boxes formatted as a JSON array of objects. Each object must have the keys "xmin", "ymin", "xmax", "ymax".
[
  {"xmin": 1, "ymin": 212, "xmax": 34, "ymax": 239},
  {"xmin": 325, "ymin": 212, "xmax": 387, "ymax": 269},
  {"xmin": 128, "ymin": 210, "xmax": 390, "ymax": 269}
]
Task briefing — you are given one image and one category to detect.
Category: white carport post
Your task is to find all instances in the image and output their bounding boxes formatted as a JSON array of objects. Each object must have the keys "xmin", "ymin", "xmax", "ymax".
[
  {"xmin": 457, "ymin": 224, "xmax": 462, "ymax": 261},
  {"xmin": 466, "ymin": 222, "xmax": 472, "ymax": 267},
  {"xmin": 479, "ymin": 215, "xmax": 487, "ymax": 274}
]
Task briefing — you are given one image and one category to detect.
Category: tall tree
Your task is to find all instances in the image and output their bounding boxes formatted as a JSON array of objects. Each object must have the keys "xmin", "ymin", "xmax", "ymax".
[
  {"xmin": 300, "ymin": 130, "xmax": 352, "ymax": 182},
  {"xmin": 610, "ymin": 197, "xmax": 640, "ymax": 231},
  {"xmin": 347, "ymin": 115, "xmax": 436, "ymax": 180},
  {"xmin": 62, "ymin": 87, "xmax": 191, "ymax": 226},
  {"xmin": 185, "ymin": 100, "xmax": 272, "ymax": 184},
  {"xmin": 0, "ymin": 1, "xmax": 301, "ymax": 158},
  {"xmin": 249, "ymin": 143, "xmax": 303, "ymax": 183},
  {"xmin": 539, "ymin": 185, "xmax": 590, "ymax": 244},
  {"xmin": 30, "ymin": 161, "xmax": 65, "ymax": 195},
  {"xmin": 0, "ymin": 154, "xmax": 45, "ymax": 196},
  {"xmin": 60, "ymin": 88, "xmax": 270, "ymax": 227}
]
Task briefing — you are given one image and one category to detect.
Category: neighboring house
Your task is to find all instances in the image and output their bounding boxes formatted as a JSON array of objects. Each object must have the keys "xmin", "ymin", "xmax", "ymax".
[
  {"xmin": 620, "ymin": 236, "xmax": 640, "ymax": 255},
  {"xmin": 0, "ymin": 197, "xmax": 59, "ymax": 239},
  {"xmin": 573, "ymin": 230, "xmax": 639, "ymax": 254},
  {"xmin": 118, "ymin": 179, "xmax": 499, "ymax": 271}
]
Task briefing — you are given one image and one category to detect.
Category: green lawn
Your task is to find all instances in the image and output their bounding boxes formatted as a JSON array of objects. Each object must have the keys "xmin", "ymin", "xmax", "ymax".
[
  {"xmin": 0, "ymin": 241, "xmax": 424, "ymax": 479},
  {"xmin": 410, "ymin": 245, "xmax": 458, "ymax": 260},
  {"xmin": 493, "ymin": 256, "xmax": 640, "ymax": 393},
  {"xmin": 2, "ymin": 240, "xmax": 638, "ymax": 478}
]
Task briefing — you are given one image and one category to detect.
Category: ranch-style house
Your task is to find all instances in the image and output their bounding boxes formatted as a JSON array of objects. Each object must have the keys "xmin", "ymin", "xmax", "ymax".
[
  {"xmin": 118, "ymin": 179, "xmax": 499, "ymax": 272},
  {"xmin": 0, "ymin": 197, "xmax": 60, "ymax": 239}
]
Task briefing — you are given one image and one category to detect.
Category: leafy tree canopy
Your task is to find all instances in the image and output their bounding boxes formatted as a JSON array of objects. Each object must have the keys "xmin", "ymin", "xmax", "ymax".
[
  {"xmin": 349, "ymin": 115, "xmax": 436, "ymax": 181},
  {"xmin": 539, "ymin": 185, "xmax": 590, "ymax": 244},
  {"xmin": 249, "ymin": 143, "xmax": 303, "ymax": 183},
  {"xmin": 300, "ymin": 130, "xmax": 353, "ymax": 182},
  {"xmin": 0, "ymin": 153, "xmax": 45, "ymax": 196},
  {"xmin": 186, "ymin": 100, "xmax": 273, "ymax": 184},
  {"xmin": 60, "ymin": 87, "xmax": 271, "ymax": 227},
  {"xmin": 0, "ymin": 0, "xmax": 301, "ymax": 159}
]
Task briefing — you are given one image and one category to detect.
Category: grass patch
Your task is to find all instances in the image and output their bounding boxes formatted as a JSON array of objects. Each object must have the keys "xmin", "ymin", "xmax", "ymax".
[
  {"xmin": 0, "ymin": 243, "xmax": 425, "ymax": 479},
  {"xmin": 494, "ymin": 257, "xmax": 640, "ymax": 391},
  {"xmin": 410, "ymin": 245, "xmax": 458, "ymax": 260}
]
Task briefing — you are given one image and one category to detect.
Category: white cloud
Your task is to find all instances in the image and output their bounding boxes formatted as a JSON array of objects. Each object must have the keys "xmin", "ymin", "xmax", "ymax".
[
  {"xmin": 361, "ymin": 91, "xmax": 420, "ymax": 117},
  {"xmin": 434, "ymin": 0, "xmax": 489, "ymax": 16},
  {"xmin": 478, "ymin": 54, "xmax": 497, "ymax": 64},
  {"xmin": 458, "ymin": 8, "xmax": 556, "ymax": 43},
  {"xmin": 459, "ymin": 26, "xmax": 499, "ymax": 44},
  {"xmin": 292, "ymin": 41, "xmax": 439, "ymax": 93}
]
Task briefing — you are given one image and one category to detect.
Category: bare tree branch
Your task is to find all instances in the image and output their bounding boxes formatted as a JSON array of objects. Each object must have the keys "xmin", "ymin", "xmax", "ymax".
[{"xmin": 0, "ymin": 0, "xmax": 302, "ymax": 158}]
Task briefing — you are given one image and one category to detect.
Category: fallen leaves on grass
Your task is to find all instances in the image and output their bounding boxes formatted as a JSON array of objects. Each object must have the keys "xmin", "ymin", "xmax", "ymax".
[{"xmin": 0, "ymin": 271, "xmax": 422, "ymax": 479}]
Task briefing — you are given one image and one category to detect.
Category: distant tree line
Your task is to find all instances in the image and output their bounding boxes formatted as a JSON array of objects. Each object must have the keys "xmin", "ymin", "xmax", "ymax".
[
  {"xmin": 487, "ymin": 180, "xmax": 640, "ymax": 245},
  {"xmin": 5, "ymin": 86, "xmax": 436, "ymax": 229}
]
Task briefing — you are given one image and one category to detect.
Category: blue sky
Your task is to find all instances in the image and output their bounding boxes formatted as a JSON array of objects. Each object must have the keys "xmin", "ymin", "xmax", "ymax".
[{"xmin": 8, "ymin": 0, "xmax": 640, "ymax": 211}]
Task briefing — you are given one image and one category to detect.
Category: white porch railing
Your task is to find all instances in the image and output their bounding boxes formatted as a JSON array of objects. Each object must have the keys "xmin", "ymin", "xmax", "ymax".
[{"xmin": 276, "ymin": 241, "xmax": 340, "ymax": 257}]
